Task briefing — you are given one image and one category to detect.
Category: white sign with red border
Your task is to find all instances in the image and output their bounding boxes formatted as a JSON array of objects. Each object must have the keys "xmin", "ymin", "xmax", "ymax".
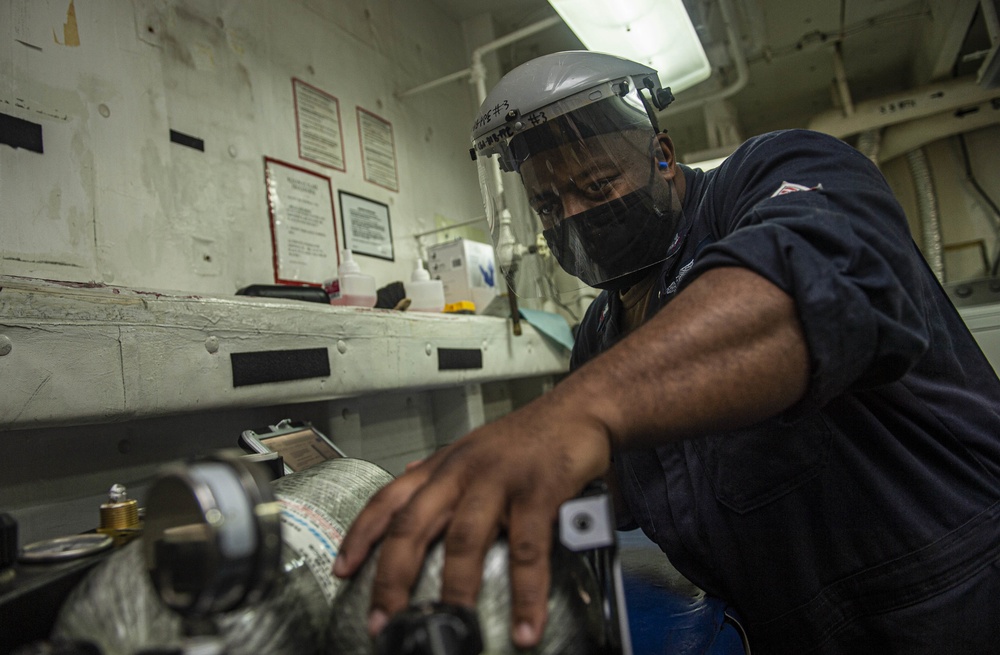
[{"xmin": 264, "ymin": 157, "xmax": 340, "ymax": 286}]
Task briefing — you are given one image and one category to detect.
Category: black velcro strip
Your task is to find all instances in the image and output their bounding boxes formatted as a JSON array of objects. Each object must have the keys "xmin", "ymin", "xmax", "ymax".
[
  {"xmin": 231, "ymin": 348, "xmax": 330, "ymax": 387},
  {"xmin": 437, "ymin": 348, "xmax": 483, "ymax": 370},
  {"xmin": 0, "ymin": 113, "xmax": 43, "ymax": 153},
  {"xmin": 170, "ymin": 129, "xmax": 204, "ymax": 151}
]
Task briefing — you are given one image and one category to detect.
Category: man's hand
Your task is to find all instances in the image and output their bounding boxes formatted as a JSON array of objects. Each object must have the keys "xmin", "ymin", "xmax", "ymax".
[{"xmin": 333, "ymin": 398, "xmax": 612, "ymax": 649}]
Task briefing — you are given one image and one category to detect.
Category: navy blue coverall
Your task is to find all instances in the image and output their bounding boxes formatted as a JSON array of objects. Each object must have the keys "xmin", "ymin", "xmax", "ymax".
[{"xmin": 570, "ymin": 129, "xmax": 1000, "ymax": 653}]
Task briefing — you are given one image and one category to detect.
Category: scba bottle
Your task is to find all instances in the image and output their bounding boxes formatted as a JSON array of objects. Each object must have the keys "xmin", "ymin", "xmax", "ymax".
[
  {"xmin": 53, "ymin": 457, "xmax": 393, "ymax": 655},
  {"xmin": 54, "ymin": 456, "xmax": 613, "ymax": 655},
  {"xmin": 328, "ymin": 538, "xmax": 608, "ymax": 654}
]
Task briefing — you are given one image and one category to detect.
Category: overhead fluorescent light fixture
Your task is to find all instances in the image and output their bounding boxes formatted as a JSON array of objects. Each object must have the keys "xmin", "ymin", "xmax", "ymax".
[{"xmin": 548, "ymin": 0, "xmax": 711, "ymax": 92}]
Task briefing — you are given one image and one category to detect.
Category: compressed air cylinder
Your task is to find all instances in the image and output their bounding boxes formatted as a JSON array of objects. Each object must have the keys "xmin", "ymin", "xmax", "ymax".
[
  {"xmin": 52, "ymin": 457, "xmax": 393, "ymax": 655},
  {"xmin": 328, "ymin": 538, "xmax": 607, "ymax": 654}
]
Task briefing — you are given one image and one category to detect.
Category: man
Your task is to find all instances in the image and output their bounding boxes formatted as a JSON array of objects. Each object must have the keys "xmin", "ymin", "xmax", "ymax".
[{"xmin": 335, "ymin": 51, "xmax": 1000, "ymax": 652}]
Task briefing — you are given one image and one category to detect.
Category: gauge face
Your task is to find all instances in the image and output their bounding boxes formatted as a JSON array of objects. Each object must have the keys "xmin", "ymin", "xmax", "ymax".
[{"xmin": 19, "ymin": 534, "xmax": 114, "ymax": 563}]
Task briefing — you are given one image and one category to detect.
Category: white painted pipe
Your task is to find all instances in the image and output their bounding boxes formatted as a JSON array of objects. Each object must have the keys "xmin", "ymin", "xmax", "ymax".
[
  {"xmin": 907, "ymin": 148, "xmax": 946, "ymax": 283},
  {"xmin": 878, "ymin": 100, "xmax": 1000, "ymax": 162},
  {"xmin": 855, "ymin": 129, "xmax": 882, "ymax": 166},
  {"xmin": 396, "ymin": 68, "xmax": 476, "ymax": 98},
  {"xmin": 659, "ymin": 0, "xmax": 749, "ymax": 117},
  {"xmin": 808, "ymin": 75, "xmax": 1000, "ymax": 139},
  {"xmin": 832, "ymin": 43, "xmax": 855, "ymax": 116},
  {"xmin": 396, "ymin": 15, "xmax": 562, "ymax": 100}
]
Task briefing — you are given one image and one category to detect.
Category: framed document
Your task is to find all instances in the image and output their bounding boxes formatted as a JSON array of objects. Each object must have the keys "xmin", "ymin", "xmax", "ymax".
[
  {"xmin": 264, "ymin": 157, "xmax": 340, "ymax": 285},
  {"xmin": 293, "ymin": 78, "xmax": 346, "ymax": 172},
  {"xmin": 357, "ymin": 107, "xmax": 398, "ymax": 192},
  {"xmin": 339, "ymin": 191, "xmax": 393, "ymax": 261}
]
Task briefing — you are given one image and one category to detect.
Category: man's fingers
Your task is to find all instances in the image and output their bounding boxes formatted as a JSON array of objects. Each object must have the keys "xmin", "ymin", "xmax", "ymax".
[
  {"xmin": 335, "ymin": 446, "xmax": 457, "ymax": 578},
  {"xmin": 334, "ymin": 469, "xmax": 431, "ymax": 578},
  {"xmin": 366, "ymin": 473, "xmax": 464, "ymax": 634},
  {"xmin": 334, "ymin": 420, "xmax": 609, "ymax": 649},
  {"xmin": 368, "ymin": 507, "xmax": 451, "ymax": 618},
  {"xmin": 506, "ymin": 496, "xmax": 555, "ymax": 649},
  {"xmin": 438, "ymin": 490, "xmax": 504, "ymax": 607}
]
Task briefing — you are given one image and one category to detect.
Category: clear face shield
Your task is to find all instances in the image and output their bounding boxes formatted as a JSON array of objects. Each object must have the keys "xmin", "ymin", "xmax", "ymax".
[{"xmin": 474, "ymin": 87, "xmax": 683, "ymax": 296}]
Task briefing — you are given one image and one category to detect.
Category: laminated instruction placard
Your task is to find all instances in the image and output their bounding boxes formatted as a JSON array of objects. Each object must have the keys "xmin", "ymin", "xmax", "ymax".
[
  {"xmin": 293, "ymin": 78, "xmax": 346, "ymax": 172},
  {"xmin": 357, "ymin": 107, "xmax": 398, "ymax": 191}
]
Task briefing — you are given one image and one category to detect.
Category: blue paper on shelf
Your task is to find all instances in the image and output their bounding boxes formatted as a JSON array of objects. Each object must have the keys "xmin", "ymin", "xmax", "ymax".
[{"xmin": 518, "ymin": 308, "xmax": 574, "ymax": 351}]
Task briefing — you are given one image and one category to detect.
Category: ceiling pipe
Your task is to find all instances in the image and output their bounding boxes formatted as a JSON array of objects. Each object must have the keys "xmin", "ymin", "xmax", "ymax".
[
  {"xmin": 907, "ymin": 148, "xmax": 946, "ymax": 283},
  {"xmin": 832, "ymin": 42, "xmax": 855, "ymax": 116},
  {"xmin": 855, "ymin": 129, "xmax": 882, "ymax": 166},
  {"xmin": 878, "ymin": 99, "xmax": 1000, "ymax": 162},
  {"xmin": 396, "ymin": 15, "xmax": 563, "ymax": 101},
  {"xmin": 808, "ymin": 75, "xmax": 1000, "ymax": 139},
  {"xmin": 469, "ymin": 15, "xmax": 563, "ymax": 104},
  {"xmin": 658, "ymin": 0, "xmax": 749, "ymax": 118},
  {"xmin": 403, "ymin": 2, "xmax": 749, "ymax": 116},
  {"xmin": 396, "ymin": 68, "xmax": 475, "ymax": 98}
]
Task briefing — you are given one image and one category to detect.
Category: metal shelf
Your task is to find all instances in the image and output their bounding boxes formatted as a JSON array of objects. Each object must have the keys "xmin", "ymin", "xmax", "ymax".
[{"xmin": 0, "ymin": 276, "xmax": 569, "ymax": 430}]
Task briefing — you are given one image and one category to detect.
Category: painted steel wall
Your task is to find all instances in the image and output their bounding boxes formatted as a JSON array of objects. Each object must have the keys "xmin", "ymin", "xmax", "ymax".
[
  {"xmin": 0, "ymin": 1, "xmax": 567, "ymax": 543},
  {"xmin": 0, "ymin": 0, "xmax": 484, "ymax": 294}
]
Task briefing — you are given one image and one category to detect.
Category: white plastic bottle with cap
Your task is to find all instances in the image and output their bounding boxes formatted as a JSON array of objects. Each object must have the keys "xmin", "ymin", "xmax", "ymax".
[
  {"xmin": 324, "ymin": 249, "xmax": 376, "ymax": 307},
  {"xmin": 405, "ymin": 259, "xmax": 445, "ymax": 312}
]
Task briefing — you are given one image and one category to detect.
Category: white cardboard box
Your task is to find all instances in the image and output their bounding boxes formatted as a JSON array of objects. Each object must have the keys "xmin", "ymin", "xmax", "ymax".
[{"xmin": 427, "ymin": 238, "xmax": 499, "ymax": 312}]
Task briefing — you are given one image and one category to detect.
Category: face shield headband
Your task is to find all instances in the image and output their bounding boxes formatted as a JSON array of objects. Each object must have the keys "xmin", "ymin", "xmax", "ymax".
[
  {"xmin": 473, "ymin": 84, "xmax": 657, "ymax": 173},
  {"xmin": 508, "ymin": 93, "xmax": 652, "ymax": 171}
]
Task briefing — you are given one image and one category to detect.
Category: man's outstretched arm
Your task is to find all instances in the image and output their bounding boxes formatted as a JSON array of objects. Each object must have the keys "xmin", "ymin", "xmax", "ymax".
[{"xmin": 333, "ymin": 265, "xmax": 810, "ymax": 648}]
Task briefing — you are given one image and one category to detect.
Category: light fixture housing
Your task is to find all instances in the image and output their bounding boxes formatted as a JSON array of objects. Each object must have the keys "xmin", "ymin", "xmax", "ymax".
[{"xmin": 548, "ymin": 0, "xmax": 711, "ymax": 93}]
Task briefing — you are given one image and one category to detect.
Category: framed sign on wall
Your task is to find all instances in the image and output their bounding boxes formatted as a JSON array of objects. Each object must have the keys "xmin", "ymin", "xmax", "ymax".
[
  {"xmin": 264, "ymin": 157, "xmax": 340, "ymax": 285},
  {"xmin": 339, "ymin": 190, "xmax": 393, "ymax": 261}
]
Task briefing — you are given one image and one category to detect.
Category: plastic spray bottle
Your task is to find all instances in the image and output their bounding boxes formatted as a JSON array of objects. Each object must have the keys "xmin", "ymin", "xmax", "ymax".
[
  {"xmin": 325, "ymin": 249, "xmax": 377, "ymax": 308},
  {"xmin": 404, "ymin": 259, "xmax": 445, "ymax": 312}
]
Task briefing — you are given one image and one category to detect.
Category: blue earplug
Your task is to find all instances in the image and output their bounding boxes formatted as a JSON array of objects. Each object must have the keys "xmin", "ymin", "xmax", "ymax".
[{"xmin": 658, "ymin": 161, "xmax": 669, "ymax": 169}]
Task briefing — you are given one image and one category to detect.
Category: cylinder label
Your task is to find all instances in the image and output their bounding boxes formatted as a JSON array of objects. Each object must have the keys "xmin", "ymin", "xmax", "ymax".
[{"xmin": 279, "ymin": 497, "xmax": 345, "ymax": 605}]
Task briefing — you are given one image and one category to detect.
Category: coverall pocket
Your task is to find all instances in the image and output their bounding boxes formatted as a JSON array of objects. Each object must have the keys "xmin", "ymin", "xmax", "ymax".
[{"xmin": 692, "ymin": 414, "xmax": 832, "ymax": 514}]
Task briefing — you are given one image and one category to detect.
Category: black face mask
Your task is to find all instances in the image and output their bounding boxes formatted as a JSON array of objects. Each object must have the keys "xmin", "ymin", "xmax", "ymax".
[{"xmin": 542, "ymin": 177, "xmax": 682, "ymax": 290}]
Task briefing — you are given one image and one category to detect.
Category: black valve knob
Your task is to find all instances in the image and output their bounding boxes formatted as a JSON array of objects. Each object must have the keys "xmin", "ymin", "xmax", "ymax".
[{"xmin": 375, "ymin": 601, "xmax": 483, "ymax": 655}]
